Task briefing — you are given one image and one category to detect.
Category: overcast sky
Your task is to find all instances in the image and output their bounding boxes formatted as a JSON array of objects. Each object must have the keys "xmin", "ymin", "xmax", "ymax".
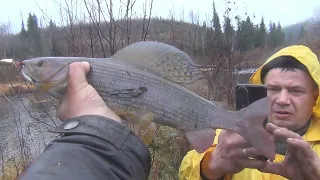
[{"xmin": 0, "ymin": 0, "xmax": 319, "ymax": 34}]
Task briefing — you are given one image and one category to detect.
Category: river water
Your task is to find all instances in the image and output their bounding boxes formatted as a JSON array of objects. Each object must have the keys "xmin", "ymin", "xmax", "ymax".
[{"xmin": 0, "ymin": 92, "xmax": 61, "ymax": 165}]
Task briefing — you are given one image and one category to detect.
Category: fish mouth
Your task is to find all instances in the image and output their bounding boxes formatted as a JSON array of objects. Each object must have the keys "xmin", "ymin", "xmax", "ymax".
[
  {"xmin": 21, "ymin": 70, "xmax": 40, "ymax": 85},
  {"xmin": 20, "ymin": 62, "xmax": 68, "ymax": 86}
]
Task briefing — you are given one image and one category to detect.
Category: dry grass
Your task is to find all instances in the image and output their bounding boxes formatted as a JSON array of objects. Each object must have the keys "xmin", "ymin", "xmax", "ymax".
[
  {"xmin": 148, "ymin": 126, "xmax": 190, "ymax": 180},
  {"xmin": 0, "ymin": 157, "xmax": 32, "ymax": 180},
  {"xmin": 0, "ymin": 82, "xmax": 36, "ymax": 96},
  {"xmin": 0, "ymin": 164, "xmax": 25, "ymax": 180}
]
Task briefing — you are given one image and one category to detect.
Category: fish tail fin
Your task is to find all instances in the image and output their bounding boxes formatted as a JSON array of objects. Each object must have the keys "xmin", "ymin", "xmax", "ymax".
[{"xmin": 235, "ymin": 96, "xmax": 276, "ymax": 160}]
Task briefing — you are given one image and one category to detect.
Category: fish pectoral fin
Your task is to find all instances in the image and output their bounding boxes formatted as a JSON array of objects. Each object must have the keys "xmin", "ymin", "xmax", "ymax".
[
  {"xmin": 140, "ymin": 122, "xmax": 157, "ymax": 145},
  {"xmin": 124, "ymin": 112, "xmax": 157, "ymax": 145},
  {"xmin": 139, "ymin": 112, "xmax": 155, "ymax": 128},
  {"xmin": 108, "ymin": 87, "xmax": 148, "ymax": 98},
  {"xmin": 185, "ymin": 128, "xmax": 216, "ymax": 153}
]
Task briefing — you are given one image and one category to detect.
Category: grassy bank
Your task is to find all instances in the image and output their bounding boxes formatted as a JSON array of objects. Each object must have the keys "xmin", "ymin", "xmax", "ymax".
[{"xmin": 0, "ymin": 82, "xmax": 36, "ymax": 97}]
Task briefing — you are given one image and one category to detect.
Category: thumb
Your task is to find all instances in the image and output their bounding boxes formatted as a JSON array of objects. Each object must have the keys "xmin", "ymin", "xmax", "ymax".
[{"xmin": 68, "ymin": 61, "xmax": 91, "ymax": 87}]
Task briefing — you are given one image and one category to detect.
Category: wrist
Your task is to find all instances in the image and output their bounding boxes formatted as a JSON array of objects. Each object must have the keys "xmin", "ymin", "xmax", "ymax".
[
  {"xmin": 74, "ymin": 108, "xmax": 122, "ymax": 124},
  {"xmin": 200, "ymin": 150, "xmax": 225, "ymax": 180},
  {"xmin": 100, "ymin": 110, "xmax": 122, "ymax": 123}
]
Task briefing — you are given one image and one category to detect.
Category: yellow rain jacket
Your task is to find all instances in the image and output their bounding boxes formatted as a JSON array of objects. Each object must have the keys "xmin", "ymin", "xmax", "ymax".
[{"xmin": 178, "ymin": 45, "xmax": 320, "ymax": 180}]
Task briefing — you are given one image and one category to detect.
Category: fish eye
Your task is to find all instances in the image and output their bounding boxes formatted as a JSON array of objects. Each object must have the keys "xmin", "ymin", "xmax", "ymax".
[{"xmin": 37, "ymin": 60, "xmax": 44, "ymax": 67}]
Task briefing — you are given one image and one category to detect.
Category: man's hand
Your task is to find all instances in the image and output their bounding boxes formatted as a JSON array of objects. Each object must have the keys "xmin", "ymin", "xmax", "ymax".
[
  {"xmin": 201, "ymin": 130, "xmax": 268, "ymax": 179},
  {"xmin": 258, "ymin": 123, "xmax": 320, "ymax": 180},
  {"xmin": 56, "ymin": 61, "xmax": 121, "ymax": 123}
]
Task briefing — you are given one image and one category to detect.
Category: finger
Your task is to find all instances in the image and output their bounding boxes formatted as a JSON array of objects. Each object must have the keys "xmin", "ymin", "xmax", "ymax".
[
  {"xmin": 259, "ymin": 160, "xmax": 304, "ymax": 180},
  {"xmin": 266, "ymin": 123, "xmax": 302, "ymax": 141},
  {"xmin": 265, "ymin": 122, "xmax": 277, "ymax": 133},
  {"xmin": 226, "ymin": 147, "xmax": 255, "ymax": 159},
  {"xmin": 287, "ymin": 138, "xmax": 312, "ymax": 152},
  {"xmin": 69, "ymin": 61, "xmax": 91, "ymax": 86},
  {"xmin": 258, "ymin": 161, "xmax": 283, "ymax": 175},
  {"xmin": 287, "ymin": 138, "xmax": 316, "ymax": 161},
  {"xmin": 265, "ymin": 123, "xmax": 285, "ymax": 135},
  {"xmin": 282, "ymin": 148, "xmax": 295, "ymax": 164},
  {"xmin": 220, "ymin": 130, "xmax": 251, "ymax": 148},
  {"xmin": 229, "ymin": 147, "xmax": 263, "ymax": 160},
  {"xmin": 235, "ymin": 158, "xmax": 268, "ymax": 169},
  {"xmin": 243, "ymin": 147, "xmax": 265, "ymax": 159}
]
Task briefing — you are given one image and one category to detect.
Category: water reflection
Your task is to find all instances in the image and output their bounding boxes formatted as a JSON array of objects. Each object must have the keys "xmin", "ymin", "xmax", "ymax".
[{"xmin": 0, "ymin": 92, "xmax": 60, "ymax": 163}]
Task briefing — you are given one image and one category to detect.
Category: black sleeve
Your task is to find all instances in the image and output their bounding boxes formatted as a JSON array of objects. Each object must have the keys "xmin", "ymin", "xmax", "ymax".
[{"xmin": 19, "ymin": 115, "xmax": 151, "ymax": 180}]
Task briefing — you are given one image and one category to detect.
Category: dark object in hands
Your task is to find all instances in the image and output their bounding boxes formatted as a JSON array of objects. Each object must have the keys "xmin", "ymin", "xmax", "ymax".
[{"xmin": 236, "ymin": 84, "xmax": 269, "ymax": 161}]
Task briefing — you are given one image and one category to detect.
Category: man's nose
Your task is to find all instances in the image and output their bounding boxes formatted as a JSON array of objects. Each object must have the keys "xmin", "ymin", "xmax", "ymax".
[{"xmin": 275, "ymin": 89, "xmax": 290, "ymax": 105}]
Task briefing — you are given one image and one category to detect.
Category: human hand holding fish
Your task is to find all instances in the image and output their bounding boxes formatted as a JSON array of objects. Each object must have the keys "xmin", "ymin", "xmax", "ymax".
[
  {"xmin": 56, "ymin": 61, "xmax": 122, "ymax": 123},
  {"xmin": 258, "ymin": 123, "xmax": 320, "ymax": 180},
  {"xmin": 201, "ymin": 129, "xmax": 270, "ymax": 179}
]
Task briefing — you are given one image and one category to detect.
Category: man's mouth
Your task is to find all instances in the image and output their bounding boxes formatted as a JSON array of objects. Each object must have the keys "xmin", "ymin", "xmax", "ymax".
[
  {"xmin": 274, "ymin": 110, "xmax": 291, "ymax": 119},
  {"xmin": 275, "ymin": 110, "xmax": 291, "ymax": 114}
]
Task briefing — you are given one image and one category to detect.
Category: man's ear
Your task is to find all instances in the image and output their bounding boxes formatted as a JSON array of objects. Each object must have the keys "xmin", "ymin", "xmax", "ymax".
[{"xmin": 313, "ymin": 88, "xmax": 319, "ymax": 106}]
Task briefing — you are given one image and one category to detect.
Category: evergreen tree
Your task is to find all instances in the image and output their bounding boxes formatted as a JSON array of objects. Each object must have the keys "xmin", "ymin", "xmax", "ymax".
[
  {"xmin": 276, "ymin": 22, "xmax": 285, "ymax": 46},
  {"xmin": 27, "ymin": 13, "xmax": 42, "ymax": 56},
  {"xmin": 212, "ymin": 1, "xmax": 223, "ymax": 55},
  {"xmin": 258, "ymin": 16, "xmax": 266, "ymax": 48},
  {"xmin": 223, "ymin": 15, "xmax": 234, "ymax": 55},
  {"xmin": 266, "ymin": 21, "xmax": 285, "ymax": 48},
  {"xmin": 202, "ymin": 21, "xmax": 207, "ymax": 54},
  {"xmin": 48, "ymin": 20, "xmax": 62, "ymax": 56},
  {"xmin": 234, "ymin": 15, "xmax": 241, "ymax": 51},
  {"xmin": 18, "ymin": 19, "xmax": 29, "ymax": 59},
  {"xmin": 253, "ymin": 25, "xmax": 260, "ymax": 48},
  {"xmin": 19, "ymin": 20, "xmax": 28, "ymax": 42},
  {"xmin": 245, "ymin": 17, "xmax": 255, "ymax": 49},
  {"xmin": 267, "ymin": 21, "xmax": 277, "ymax": 47},
  {"xmin": 237, "ymin": 16, "xmax": 255, "ymax": 53}
]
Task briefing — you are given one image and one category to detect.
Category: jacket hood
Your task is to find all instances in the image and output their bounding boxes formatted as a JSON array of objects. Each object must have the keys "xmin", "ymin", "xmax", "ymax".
[{"xmin": 249, "ymin": 45, "xmax": 320, "ymax": 117}]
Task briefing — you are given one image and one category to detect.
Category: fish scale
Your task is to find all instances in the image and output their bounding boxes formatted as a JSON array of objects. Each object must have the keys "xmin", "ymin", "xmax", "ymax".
[
  {"xmin": 19, "ymin": 41, "xmax": 276, "ymax": 160},
  {"xmin": 88, "ymin": 61, "xmax": 242, "ymax": 132},
  {"xmin": 89, "ymin": 62, "xmax": 204, "ymax": 129}
]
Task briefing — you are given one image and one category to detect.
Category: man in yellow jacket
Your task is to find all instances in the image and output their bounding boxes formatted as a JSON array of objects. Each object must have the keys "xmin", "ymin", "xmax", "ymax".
[{"xmin": 179, "ymin": 45, "xmax": 320, "ymax": 180}]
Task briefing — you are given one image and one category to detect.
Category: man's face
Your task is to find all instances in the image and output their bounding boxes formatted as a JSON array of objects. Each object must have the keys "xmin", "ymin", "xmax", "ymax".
[{"xmin": 264, "ymin": 68, "xmax": 318, "ymax": 131}]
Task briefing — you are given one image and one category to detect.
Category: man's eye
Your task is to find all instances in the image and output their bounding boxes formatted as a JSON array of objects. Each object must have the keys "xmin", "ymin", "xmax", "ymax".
[
  {"xmin": 290, "ymin": 89, "xmax": 303, "ymax": 93},
  {"xmin": 267, "ymin": 88, "xmax": 280, "ymax": 91}
]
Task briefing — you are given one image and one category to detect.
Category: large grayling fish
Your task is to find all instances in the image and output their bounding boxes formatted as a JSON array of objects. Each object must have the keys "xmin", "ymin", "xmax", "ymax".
[{"xmin": 19, "ymin": 41, "xmax": 275, "ymax": 159}]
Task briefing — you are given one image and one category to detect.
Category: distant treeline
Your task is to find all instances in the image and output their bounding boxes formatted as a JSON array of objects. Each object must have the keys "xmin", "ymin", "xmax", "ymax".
[{"xmin": 0, "ymin": 1, "xmax": 308, "ymax": 64}]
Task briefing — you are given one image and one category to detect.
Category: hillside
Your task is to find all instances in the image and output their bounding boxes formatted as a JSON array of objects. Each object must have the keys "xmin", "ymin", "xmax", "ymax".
[{"xmin": 1, "ymin": 16, "xmax": 319, "ymax": 65}]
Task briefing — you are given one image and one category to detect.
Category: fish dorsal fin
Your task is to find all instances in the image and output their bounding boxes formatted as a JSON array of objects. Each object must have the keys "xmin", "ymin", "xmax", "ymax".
[{"xmin": 110, "ymin": 41, "xmax": 205, "ymax": 84}]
